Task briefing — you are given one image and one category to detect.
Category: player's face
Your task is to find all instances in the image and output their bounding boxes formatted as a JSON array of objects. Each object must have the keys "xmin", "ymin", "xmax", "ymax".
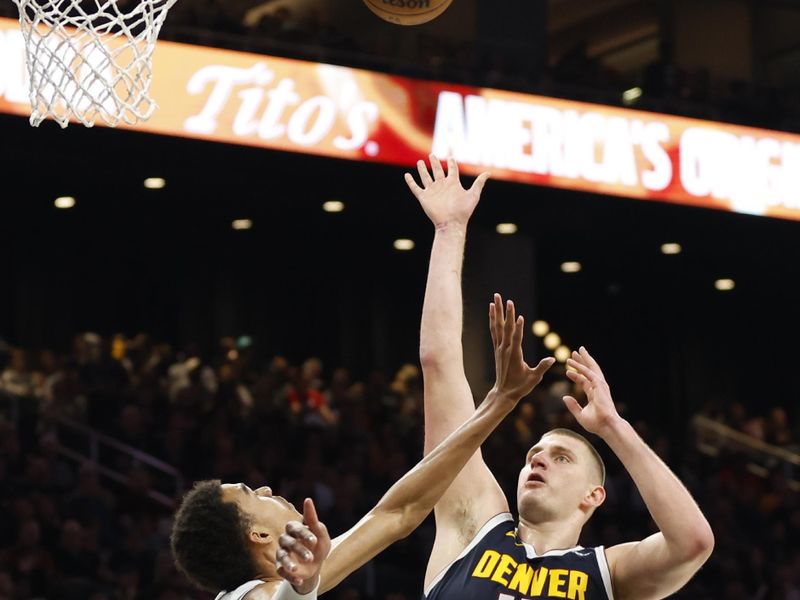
[
  {"xmin": 516, "ymin": 434, "xmax": 599, "ymax": 522},
  {"xmin": 221, "ymin": 482, "xmax": 303, "ymax": 537}
]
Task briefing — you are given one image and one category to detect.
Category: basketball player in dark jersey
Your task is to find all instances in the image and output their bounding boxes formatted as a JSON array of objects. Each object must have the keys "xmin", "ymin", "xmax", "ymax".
[{"xmin": 405, "ymin": 155, "xmax": 714, "ymax": 600}]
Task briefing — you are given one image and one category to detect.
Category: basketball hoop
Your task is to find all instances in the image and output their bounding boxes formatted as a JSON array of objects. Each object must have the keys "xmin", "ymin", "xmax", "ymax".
[{"xmin": 11, "ymin": 0, "xmax": 178, "ymax": 128}]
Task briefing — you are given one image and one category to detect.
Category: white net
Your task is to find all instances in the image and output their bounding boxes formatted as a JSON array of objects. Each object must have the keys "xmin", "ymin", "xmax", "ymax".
[{"xmin": 11, "ymin": 0, "xmax": 178, "ymax": 128}]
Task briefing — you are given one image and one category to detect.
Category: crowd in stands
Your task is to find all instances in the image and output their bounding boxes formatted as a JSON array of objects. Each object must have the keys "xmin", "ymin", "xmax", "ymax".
[{"xmin": 0, "ymin": 332, "xmax": 798, "ymax": 599}]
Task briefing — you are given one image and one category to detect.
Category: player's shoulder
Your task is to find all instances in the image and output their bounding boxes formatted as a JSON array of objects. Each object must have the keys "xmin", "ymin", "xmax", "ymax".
[
  {"xmin": 227, "ymin": 580, "xmax": 275, "ymax": 600},
  {"xmin": 602, "ymin": 541, "xmax": 638, "ymax": 574}
]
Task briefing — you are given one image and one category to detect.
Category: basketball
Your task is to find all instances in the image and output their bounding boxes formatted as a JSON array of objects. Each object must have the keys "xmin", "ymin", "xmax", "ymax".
[{"xmin": 362, "ymin": 0, "xmax": 453, "ymax": 26}]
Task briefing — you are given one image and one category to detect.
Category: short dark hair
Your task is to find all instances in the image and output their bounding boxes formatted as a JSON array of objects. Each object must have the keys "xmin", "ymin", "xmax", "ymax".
[
  {"xmin": 170, "ymin": 480, "xmax": 259, "ymax": 592},
  {"xmin": 544, "ymin": 429, "xmax": 606, "ymax": 485}
]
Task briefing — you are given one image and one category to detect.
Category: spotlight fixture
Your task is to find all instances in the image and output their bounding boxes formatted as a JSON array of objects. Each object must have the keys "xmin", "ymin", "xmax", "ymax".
[
  {"xmin": 323, "ymin": 200, "xmax": 345, "ymax": 213},
  {"xmin": 54, "ymin": 196, "xmax": 75, "ymax": 209},
  {"xmin": 622, "ymin": 87, "xmax": 643, "ymax": 105},
  {"xmin": 232, "ymin": 219, "xmax": 253, "ymax": 230},
  {"xmin": 144, "ymin": 177, "xmax": 166, "ymax": 189},
  {"xmin": 394, "ymin": 239, "xmax": 415, "ymax": 251},
  {"xmin": 715, "ymin": 279, "xmax": 735, "ymax": 291},
  {"xmin": 496, "ymin": 223, "xmax": 518, "ymax": 235}
]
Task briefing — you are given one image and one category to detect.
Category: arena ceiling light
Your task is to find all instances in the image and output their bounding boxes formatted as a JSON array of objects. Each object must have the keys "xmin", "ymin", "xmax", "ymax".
[
  {"xmin": 144, "ymin": 177, "xmax": 166, "ymax": 189},
  {"xmin": 554, "ymin": 345, "xmax": 571, "ymax": 363},
  {"xmin": 54, "ymin": 196, "xmax": 75, "ymax": 209},
  {"xmin": 715, "ymin": 278, "xmax": 735, "ymax": 291},
  {"xmin": 543, "ymin": 332, "xmax": 561, "ymax": 350},
  {"xmin": 661, "ymin": 243, "xmax": 682, "ymax": 255},
  {"xmin": 393, "ymin": 239, "xmax": 415, "ymax": 251},
  {"xmin": 561, "ymin": 261, "xmax": 582, "ymax": 273},
  {"xmin": 622, "ymin": 87, "xmax": 643, "ymax": 105},
  {"xmin": 532, "ymin": 320, "xmax": 550, "ymax": 337},
  {"xmin": 232, "ymin": 219, "xmax": 253, "ymax": 230},
  {"xmin": 323, "ymin": 200, "xmax": 345, "ymax": 213},
  {"xmin": 496, "ymin": 223, "xmax": 518, "ymax": 235}
]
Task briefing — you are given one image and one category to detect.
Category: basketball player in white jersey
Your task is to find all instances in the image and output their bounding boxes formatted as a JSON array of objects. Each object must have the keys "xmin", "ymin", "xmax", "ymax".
[
  {"xmin": 171, "ymin": 294, "xmax": 556, "ymax": 600},
  {"xmin": 405, "ymin": 155, "xmax": 714, "ymax": 600}
]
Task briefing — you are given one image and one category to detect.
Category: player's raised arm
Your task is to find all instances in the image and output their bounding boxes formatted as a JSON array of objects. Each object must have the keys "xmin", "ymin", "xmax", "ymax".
[
  {"xmin": 563, "ymin": 348, "xmax": 714, "ymax": 600},
  {"xmin": 299, "ymin": 300, "xmax": 554, "ymax": 593},
  {"xmin": 405, "ymin": 155, "xmax": 490, "ymax": 457},
  {"xmin": 406, "ymin": 156, "xmax": 510, "ymax": 580}
]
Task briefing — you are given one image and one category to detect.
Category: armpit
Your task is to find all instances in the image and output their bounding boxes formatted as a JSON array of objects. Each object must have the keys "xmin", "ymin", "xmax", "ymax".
[{"xmin": 452, "ymin": 499, "xmax": 479, "ymax": 546}]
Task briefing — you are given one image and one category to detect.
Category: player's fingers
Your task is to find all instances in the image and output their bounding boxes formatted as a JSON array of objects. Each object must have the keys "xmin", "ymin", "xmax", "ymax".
[
  {"xmin": 279, "ymin": 533, "xmax": 313, "ymax": 563},
  {"xmin": 566, "ymin": 358, "xmax": 597, "ymax": 383},
  {"xmin": 302, "ymin": 499, "xmax": 325, "ymax": 544},
  {"xmin": 303, "ymin": 498, "xmax": 319, "ymax": 528},
  {"xmin": 287, "ymin": 519, "xmax": 317, "ymax": 549},
  {"xmin": 512, "ymin": 315, "xmax": 525, "ymax": 349},
  {"xmin": 493, "ymin": 293, "xmax": 504, "ymax": 337},
  {"xmin": 489, "ymin": 303, "xmax": 498, "ymax": 348},
  {"xmin": 293, "ymin": 535, "xmax": 318, "ymax": 558},
  {"xmin": 565, "ymin": 369, "xmax": 591, "ymax": 389},
  {"xmin": 571, "ymin": 350, "xmax": 593, "ymax": 371},
  {"xmin": 417, "ymin": 160, "xmax": 433, "ymax": 187},
  {"xmin": 429, "ymin": 153, "xmax": 445, "ymax": 180},
  {"xmin": 286, "ymin": 520, "xmax": 305, "ymax": 536},
  {"xmin": 276, "ymin": 548, "xmax": 298, "ymax": 573},
  {"xmin": 531, "ymin": 357, "xmax": 556, "ymax": 377},
  {"xmin": 469, "ymin": 172, "xmax": 491, "ymax": 196},
  {"xmin": 306, "ymin": 519, "xmax": 328, "ymax": 543},
  {"xmin": 503, "ymin": 301, "xmax": 516, "ymax": 346},
  {"xmin": 309, "ymin": 520, "xmax": 329, "ymax": 551},
  {"xmin": 447, "ymin": 156, "xmax": 460, "ymax": 180},
  {"xmin": 579, "ymin": 346, "xmax": 606, "ymax": 377},
  {"xmin": 404, "ymin": 173, "xmax": 423, "ymax": 199},
  {"xmin": 562, "ymin": 396, "xmax": 583, "ymax": 420},
  {"xmin": 277, "ymin": 565, "xmax": 304, "ymax": 587}
]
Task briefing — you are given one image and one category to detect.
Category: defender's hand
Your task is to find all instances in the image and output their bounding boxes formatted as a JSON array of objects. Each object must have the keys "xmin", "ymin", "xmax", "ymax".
[
  {"xmin": 564, "ymin": 347, "xmax": 623, "ymax": 437},
  {"xmin": 489, "ymin": 293, "xmax": 555, "ymax": 406},
  {"xmin": 276, "ymin": 498, "xmax": 331, "ymax": 592},
  {"xmin": 404, "ymin": 154, "xmax": 490, "ymax": 229}
]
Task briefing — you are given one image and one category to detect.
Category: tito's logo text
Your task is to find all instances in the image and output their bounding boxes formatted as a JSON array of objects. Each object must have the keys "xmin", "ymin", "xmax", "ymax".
[{"xmin": 184, "ymin": 62, "xmax": 379, "ymax": 151}]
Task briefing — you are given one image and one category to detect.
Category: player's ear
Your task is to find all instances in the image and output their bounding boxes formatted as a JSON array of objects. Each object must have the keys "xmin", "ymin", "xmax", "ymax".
[
  {"xmin": 248, "ymin": 525, "xmax": 272, "ymax": 545},
  {"xmin": 581, "ymin": 485, "xmax": 606, "ymax": 511},
  {"xmin": 581, "ymin": 485, "xmax": 606, "ymax": 510}
]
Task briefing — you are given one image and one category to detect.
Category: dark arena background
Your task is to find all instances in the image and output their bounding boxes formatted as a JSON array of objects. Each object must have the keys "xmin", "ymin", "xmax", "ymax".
[{"xmin": 1, "ymin": 1, "xmax": 799, "ymax": 598}]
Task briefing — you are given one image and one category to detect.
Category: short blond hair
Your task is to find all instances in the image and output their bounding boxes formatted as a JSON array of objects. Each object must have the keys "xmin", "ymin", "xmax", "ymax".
[{"xmin": 543, "ymin": 428, "xmax": 605, "ymax": 485}]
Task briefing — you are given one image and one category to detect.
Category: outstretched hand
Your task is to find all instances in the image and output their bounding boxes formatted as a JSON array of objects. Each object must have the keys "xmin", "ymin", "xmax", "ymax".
[
  {"xmin": 563, "ymin": 347, "xmax": 623, "ymax": 437},
  {"xmin": 489, "ymin": 293, "xmax": 555, "ymax": 405},
  {"xmin": 404, "ymin": 154, "xmax": 490, "ymax": 229},
  {"xmin": 276, "ymin": 498, "xmax": 331, "ymax": 592}
]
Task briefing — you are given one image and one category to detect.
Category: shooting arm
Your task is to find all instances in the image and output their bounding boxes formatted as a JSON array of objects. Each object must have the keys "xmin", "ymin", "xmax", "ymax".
[
  {"xmin": 603, "ymin": 419, "xmax": 714, "ymax": 600},
  {"xmin": 564, "ymin": 349, "xmax": 713, "ymax": 600},
  {"xmin": 319, "ymin": 389, "xmax": 514, "ymax": 593}
]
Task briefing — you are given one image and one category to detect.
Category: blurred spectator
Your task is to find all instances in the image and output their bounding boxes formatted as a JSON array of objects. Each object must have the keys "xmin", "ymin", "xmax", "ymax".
[
  {"xmin": 0, "ymin": 349, "xmax": 36, "ymax": 398},
  {"xmin": 765, "ymin": 407, "xmax": 794, "ymax": 448}
]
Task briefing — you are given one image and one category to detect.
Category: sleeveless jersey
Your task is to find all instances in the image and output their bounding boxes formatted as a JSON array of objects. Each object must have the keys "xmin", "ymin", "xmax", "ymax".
[
  {"xmin": 424, "ymin": 513, "xmax": 614, "ymax": 600},
  {"xmin": 216, "ymin": 579, "xmax": 262, "ymax": 600}
]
